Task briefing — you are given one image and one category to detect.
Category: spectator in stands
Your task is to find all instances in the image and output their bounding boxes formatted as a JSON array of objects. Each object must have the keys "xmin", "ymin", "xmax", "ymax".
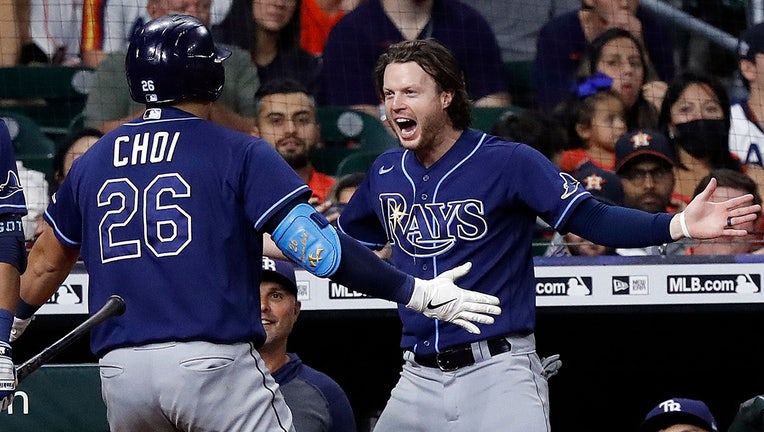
[
  {"xmin": 554, "ymin": 72, "xmax": 627, "ymax": 173},
  {"xmin": 580, "ymin": 28, "xmax": 664, "ymax": 130},
  {"xmin": 52, "ymin": 128, "xmax": 103, "ymax": 192},
  {"xmin": 658, "ymin": 70, "xmax": 744, "ymax": 203},
  {"xmin": 544, "ymin": 163, "xmax": 623, "ymax": 257},
  {"xmin": 471, "ymin": 0, "xmax": 579, "ymax": 64},
  {"xmin": 259, "ymin": 256, "xmax": 357, "ymax": 432},
  {"xmin": 300, "ymin": 0, "xmax": 360, "ymax": 56},
  {"xmin": 20, "ymin": 0, "xmax": 84, "ymax": 65},
  {"xmin": 731, "ymin": 22, "xmax": 764, "ymax": 168},
  {"xmin": 215, "ymin": 0, "xmax": 322, "ymax": 96},
  {"xmin": 325, "ymin": 172, "xmax": 365, "ymax": 217},
  {"xmin": 639, "ymin": 397, "xmax": 719, "ymax": 432},
  {"xmin": 79, "ymin": 0, "xmax": 232, "ymax": 67},
  {"xmin": 614, "ymin": 129, "xmax": 686, "ymax": 255},
  {"xmin": 321, "ymin": 0, "xmax": 510, "ymax": 118},
  {"xmin": 686, "ymin": 169, "xmax": 762, "ymax": 255},
  {"xmin": 83, "ymin": 0, "xmax": 258, "ymax": 134},
  {"xmin": 490, "ymin": 109, "xmax": 566, "ymax": 166},
  {"xmin": 533, "ymin": 0, "xmax": 674, "ymax": 113},
  {"xmin": 254, "ymin": 78, "xmax": 335, "ymax": 204}
]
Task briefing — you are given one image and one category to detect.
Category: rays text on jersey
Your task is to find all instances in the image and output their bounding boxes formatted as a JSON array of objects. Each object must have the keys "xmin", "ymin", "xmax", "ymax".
[
  {"xmin": 380, "ymin": 193, "xmax": 487, "ymax": 257},
  {"xmin": 113, "ymin": 131, "xmax": 180, "ymax": 167}
]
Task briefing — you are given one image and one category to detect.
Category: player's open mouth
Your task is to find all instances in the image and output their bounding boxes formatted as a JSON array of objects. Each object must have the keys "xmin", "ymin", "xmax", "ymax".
[
  {"xmin": 261, "ymin": 319, "xmax": 274, "ymax": 326},
  {"xmin": 395, "ymin": 118, "xmax": 417, "ymax": 139}
]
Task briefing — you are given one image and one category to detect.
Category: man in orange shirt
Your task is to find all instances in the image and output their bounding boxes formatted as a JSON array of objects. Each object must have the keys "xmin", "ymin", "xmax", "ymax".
[{"xmin": 254, "ymin": 78, "xmax": 335, "ymax": 203}]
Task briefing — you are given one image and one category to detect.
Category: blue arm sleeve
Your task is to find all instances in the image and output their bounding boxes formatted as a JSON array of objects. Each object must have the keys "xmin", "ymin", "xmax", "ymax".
[
  {"xmin": 564, "ymin": 198, "xmax": 675, "ymax": 248},
  {"xmin": 331, "ymin": 233, "xmax": 414, "ymax": 305},
  {"xmin": 264, "ymin": 200, "xmax": 414, "ymax": 305}
]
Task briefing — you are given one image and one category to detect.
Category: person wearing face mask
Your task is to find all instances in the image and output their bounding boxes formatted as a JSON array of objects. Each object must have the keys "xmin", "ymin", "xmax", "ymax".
[{"xmin": 658, "ymin": 70, "xmax": 744, "ymax": 203}]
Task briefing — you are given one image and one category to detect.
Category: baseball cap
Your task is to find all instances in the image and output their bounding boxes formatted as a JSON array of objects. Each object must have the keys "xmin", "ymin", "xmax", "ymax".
[
  {"xmin": 261, "ymin": 256, "xmax": 297, "ymax": 296},
  {"xmin": 739, "ymin": 22, "xmax": 764, "ymax": 61},
  {"xmin": 615, "ymin": 129, "xmax": 676, "ymax": 174},
  {"xmin": 640, "ymin": 398, "xmax": 719, "ymax": 432},
  {"xmin": 572, "ymin": 162, "xmax": 624, "ymax": 206}
]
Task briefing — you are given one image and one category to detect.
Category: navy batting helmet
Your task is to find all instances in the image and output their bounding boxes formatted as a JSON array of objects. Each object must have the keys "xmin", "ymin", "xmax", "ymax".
[{"xmin": 125, "ymin": 14, "xmax": 230, "ymax": 105}]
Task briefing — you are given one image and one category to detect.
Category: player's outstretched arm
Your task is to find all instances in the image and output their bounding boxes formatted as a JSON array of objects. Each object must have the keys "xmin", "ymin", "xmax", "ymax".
[
  {"xmin": 267, "ymin": 203, "xmax": 501, "ymax": 333},
  {"xmin": 671, "ymin": 178, "xmax": 762, "ymax": 240},
  {"xmin": 406, "ymin": 262, "xmax": 501, "ymax": 334},
  {"xmin": 11, "ymin": 223, "xmax": 79, "ymax": 342}
]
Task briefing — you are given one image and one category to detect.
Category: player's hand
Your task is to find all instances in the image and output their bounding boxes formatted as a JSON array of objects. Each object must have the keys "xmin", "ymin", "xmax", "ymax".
[
  {"xmin": 540, "ymin": 354, "xmax": 562, "ymax": 379},
  {"xmin": 406, "ymin": 262, "xmax": 501, "ymax": 334},
  {"xmin": 672, "ymin": 178, "xmax": 762, "ymax": 239},
  {"xmin": 9, "ymin": 317, "xmax": 33, "ymax": 343},
  {"xmin": 0, "ymin": 342, "xmax": 16, "ymax": 411}
]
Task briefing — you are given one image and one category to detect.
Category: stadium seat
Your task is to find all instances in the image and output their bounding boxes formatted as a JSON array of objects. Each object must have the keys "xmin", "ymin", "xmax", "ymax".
[
  {"xmin": 0, "ymin": 66, "xmax": 94, "ymax": 141},
  {"xmin": 0, "ymin": 111, "xmax": 56, "ymax": 180},
  {"xmin": 316, "ymin": 106, "xmax": 399, "ymax": 152},
  {"xmin": 470, "ymin": 107, "xmax": 516, "ymax": 133},
  {"xmin": 335, "ymin": 150, "xmax": 383, "ymax": 177}
]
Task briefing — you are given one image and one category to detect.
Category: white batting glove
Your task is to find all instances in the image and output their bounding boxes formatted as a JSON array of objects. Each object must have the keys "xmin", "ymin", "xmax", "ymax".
[
  {"xmin": 9, "ymin": 317, "xmax": 33, "ymax": 343},
  {"xmin": 406, "ymin": 262, "xmax": 501, "ymax": 334},
  {"xmin": 0, "ymin": 342, "xmax": 16, "ymax": 411}
]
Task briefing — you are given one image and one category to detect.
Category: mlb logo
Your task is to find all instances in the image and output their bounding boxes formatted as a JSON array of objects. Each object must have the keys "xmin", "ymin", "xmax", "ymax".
[
  {"xmin": 146, "ymin": 94, "xmax": 158, "ymax": 102},
  {"xmin": 144, "ymin": 108, "xmax": 162, "ymax": 120},
  {"xmin": 50, "ymin": 284, "xmax": 83, "ymax": 305}
]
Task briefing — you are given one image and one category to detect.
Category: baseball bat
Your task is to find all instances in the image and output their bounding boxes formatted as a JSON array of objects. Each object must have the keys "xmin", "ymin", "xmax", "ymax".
[{"xmin": 15, "ymin": 295, "xmax": 126, "ymax": 383}]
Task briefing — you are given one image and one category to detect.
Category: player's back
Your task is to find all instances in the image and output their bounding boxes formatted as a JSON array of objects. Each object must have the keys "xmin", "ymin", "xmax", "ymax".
[{"xmin": 46, "ymin": 108, "xmax": 310, "ymax": 355}]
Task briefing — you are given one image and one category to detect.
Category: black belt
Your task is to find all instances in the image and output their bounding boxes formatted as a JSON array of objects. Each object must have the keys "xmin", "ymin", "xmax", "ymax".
[{"xmin": 414, "ymin": 336, "xmax": 512, "ymax": 372}]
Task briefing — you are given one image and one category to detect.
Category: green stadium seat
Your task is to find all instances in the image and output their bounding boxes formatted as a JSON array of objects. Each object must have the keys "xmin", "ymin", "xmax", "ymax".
[
  {"xmin": 505, "ymin": 61, "xmax": 534, "ymax": 109},
  {"xmin": 335, "ymin": 150, "xmax": 383, "ymax": 177},
  {"xmin": 470, "ymin": 107, "xmax": 517, "ymax": 133},
  {"xmin": 316, "ymin": 106, "xmax": 399, "ymax": 152},
  {"xmin": 0, "ymin": 66, "xmax": 94, "ymax": 141},
  {"xmin": 0, "ymin": 111, "xmax": 56, "ymax": 180}
]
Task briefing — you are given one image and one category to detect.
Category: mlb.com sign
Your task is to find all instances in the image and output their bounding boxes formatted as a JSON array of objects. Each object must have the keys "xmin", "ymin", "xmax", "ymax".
[{"xmin": 666, "ymin": 274, "xmax": 760, "ymax": 294}]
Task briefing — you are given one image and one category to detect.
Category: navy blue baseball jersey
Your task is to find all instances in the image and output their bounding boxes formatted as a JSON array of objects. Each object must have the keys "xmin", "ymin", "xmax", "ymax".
[
  {"xmin": 339, "ymin": 129, "xmax": 591, "ymax": 355},
  {"xmin": 44, "ymin": 108, "xmax": 310, "ymax": 356},
  {"xmin": 0, "ymin": 120, "xmax": 27, "ymax": 217}
]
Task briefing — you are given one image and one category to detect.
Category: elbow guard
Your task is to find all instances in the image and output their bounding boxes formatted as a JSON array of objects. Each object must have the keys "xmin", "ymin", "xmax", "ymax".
[{"xmin": 271, "ymin": 203, "xmax": 341, "ymax": 277}]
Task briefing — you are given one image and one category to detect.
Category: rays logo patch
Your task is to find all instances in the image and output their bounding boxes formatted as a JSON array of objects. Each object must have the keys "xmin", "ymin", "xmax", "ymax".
[
  {"xmin": 0, "ymin": 170, "xmax": 23, "ymax": 200},
  {"xmin": 559, "ymin": 172, "xmax": 579, "ymax": 199}
]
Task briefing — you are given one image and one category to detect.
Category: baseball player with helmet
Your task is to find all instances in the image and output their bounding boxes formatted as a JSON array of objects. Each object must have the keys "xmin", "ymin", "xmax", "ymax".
[
  {"xmin": 0, "ymin": 119, "xmax": 27, "ymax": 411},
  {"xmin": 336, "ymin": 38, "xmax": 761, "ymax": 432},
  {"xmin": 9, "ymin": 16, "xmax": 500, "ymax": 431}
]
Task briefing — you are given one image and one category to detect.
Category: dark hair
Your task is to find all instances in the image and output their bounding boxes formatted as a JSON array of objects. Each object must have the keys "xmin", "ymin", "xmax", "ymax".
[
  {"xmin": 53, "ymin": 127, "xmax": 103, "ymax": 184},
  {"xmin": 491, "ymin": 110, "xmax": 566, "ymax": 160},
  {"xmin": 552, "ymin": 84, "xmax": 623, "ymax": 150},
  {"xmin": 658, "ymin": 70, "xmax": 732, "ymax": 133},
  {"xmin": 583, "ymin": 27, "xmax": 659, "ymax": 129},
  {"xmin": 254, "ymin": 77, "xmax": 314, "ymax": 116},
  {"xmin": 374, "ymin": 39, "xmax": 472, "ymax": 130},
  {"xmin": 693, "ymin": 169, "xmax": 762, "ymax": 207},
  {"xmin": 328, "ymin": 172, "xmax": 366, "ymax": 203},
  {"xmin": 657, "ymin": 70, "xmax": 739, "ymax": 171},
  {"xmin": 214, "ymin": 0, "xmax": 301, "ymax": 53}
]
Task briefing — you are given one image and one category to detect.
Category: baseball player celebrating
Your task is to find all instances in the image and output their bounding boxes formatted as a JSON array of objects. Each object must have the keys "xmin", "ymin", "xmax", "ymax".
[
  {"xmin": 0, "ymin": 119, "xmax": 27, "ymax": 411},
  {"xmin": 9, "ymin": 16, "xmax": 500, "ymax": 431},
  {"xmin": 337, "ymin": 39, "xmax": 761, "ymax": 432}
]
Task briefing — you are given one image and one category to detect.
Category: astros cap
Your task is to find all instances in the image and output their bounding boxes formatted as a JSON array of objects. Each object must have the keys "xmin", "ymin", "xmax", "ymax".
[
  {"xmin": 615, "ymin": 129, "xmax": 676, "ymax": 174},
  {"xmin": 572, "ymin": 162, "xmax": 624, "ymax": 206},
  {"xmin": 739, "ymin": 22, "xmax": 764, "ymax": 62},
  {"xmin": 640, "ymin": 398, "xmax": 718, "ymax": 432},
  {"xmin": 261, "ymin": 256, "xmax": 298, "ymax": 296}
]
